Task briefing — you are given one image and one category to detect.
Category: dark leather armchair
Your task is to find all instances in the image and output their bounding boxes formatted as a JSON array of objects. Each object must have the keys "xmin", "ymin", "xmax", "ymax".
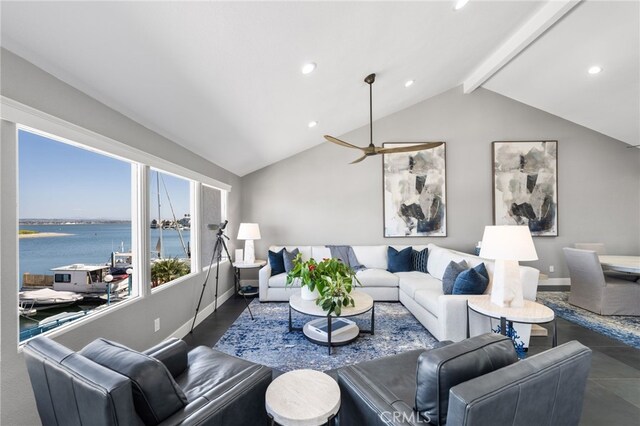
[
  {"xmin": 337, "ymin": 333, "xmax": 592, "ymax": 426},
  {"xmin": 23, "ymin": 336, "xmax": 272, "ymax": 426}
]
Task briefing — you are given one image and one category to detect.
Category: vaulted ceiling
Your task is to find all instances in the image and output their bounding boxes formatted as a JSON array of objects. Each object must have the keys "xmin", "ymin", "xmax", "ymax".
[{"xmin": 1, "ymin": 1, "xmax": 638, "ymax": 176}]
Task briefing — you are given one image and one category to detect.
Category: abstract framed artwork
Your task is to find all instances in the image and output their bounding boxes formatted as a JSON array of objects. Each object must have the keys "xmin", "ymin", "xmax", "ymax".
[
  {"xmin": 492, "ymin": 140, "xmax": 558, "ymax": 236},
  {"xmin": 383, "ymin": 142, "xmax": 446, "ymax": 237}
]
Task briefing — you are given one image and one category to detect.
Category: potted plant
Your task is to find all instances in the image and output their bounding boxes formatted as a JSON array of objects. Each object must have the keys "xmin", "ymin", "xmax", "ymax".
[{"xmin": 286, "ymin": 253, "xmax": 361, "ymax": 316}]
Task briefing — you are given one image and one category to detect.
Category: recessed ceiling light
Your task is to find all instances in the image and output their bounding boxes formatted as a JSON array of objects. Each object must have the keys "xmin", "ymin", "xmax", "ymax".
[
  {"xmin": 302, "ymin": 62, "xmax": 317, "ymax": 75},
  {"xmin": 308, "ymin": 121, "xmax": 318, "ymax": 128},
  {"xmin": 588, "ymin": 65, "xmax": 602, "ymax": 75},
  {"xmin": 404, "ymin": 80, "xmax": 415, "ymax": 88},
  {"xmin": 454, "ymin": 0, "xmax": 470, "ymax": 10}
]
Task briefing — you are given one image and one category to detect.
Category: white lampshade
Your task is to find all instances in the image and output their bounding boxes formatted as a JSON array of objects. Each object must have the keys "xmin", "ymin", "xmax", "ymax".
[
  {"xmin": 237, "ymin": 223, "xmax": 261, "ymax": 241},
  {"xmin": 479, "ymin": 226, "xmax": 538, "ymax": 261}
]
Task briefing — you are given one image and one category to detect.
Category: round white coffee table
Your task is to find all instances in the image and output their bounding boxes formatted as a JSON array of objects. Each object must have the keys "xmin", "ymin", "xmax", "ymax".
[
  {"xmin": 289, "ymin": 291, "xmax": 374, "ymax": 355},
  {"xmin": 467, "ymin": 295, "xmax": 557, "ymax": 347},
  {"xmin": 265, "ymin": 369, "xmax": 340, "ymax": 426}
]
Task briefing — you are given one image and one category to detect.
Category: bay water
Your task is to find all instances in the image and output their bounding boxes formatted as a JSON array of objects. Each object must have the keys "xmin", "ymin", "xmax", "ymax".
[{"xmin": 19, "ymin": 223, "xmax": 191, "ymax": 285}]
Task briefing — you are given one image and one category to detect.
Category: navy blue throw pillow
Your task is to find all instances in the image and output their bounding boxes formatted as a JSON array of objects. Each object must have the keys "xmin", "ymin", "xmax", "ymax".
[
  {"xmin": 412, "ymin": 248, "xmax": 429, "ymax": 273},
  {"xmin": 442, "ymin": 260, "xmax": 467, "ymax": 295},
  {"xmin": 268, "ymin": 249, "xmax": 285, "ymax": 275},
  {"xmin": 453, "ymin": 263, "xmax": 490, "ymax": 295},
  {"xmin": 387, "ymin": 246, "xmax": 413, "ymax": 273}
]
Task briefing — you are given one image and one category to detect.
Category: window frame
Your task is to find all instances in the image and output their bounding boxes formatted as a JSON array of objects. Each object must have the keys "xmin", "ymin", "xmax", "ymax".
[{"xmin": 2, "ymin": 96, "xmax": 231, "ymax": 346}]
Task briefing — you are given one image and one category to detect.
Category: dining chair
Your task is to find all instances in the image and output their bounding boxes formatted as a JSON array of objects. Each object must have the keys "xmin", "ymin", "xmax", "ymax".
[
  {"xmin": 573, "ymin": 243, "xmax": 638, "ymax": 281},
  {"xmin": 563, "ymin": 248, "xmax": 640, "ymax": 316}
]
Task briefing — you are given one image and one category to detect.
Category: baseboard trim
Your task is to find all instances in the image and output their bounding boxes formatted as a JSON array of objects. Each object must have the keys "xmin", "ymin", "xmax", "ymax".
[
  {"xmin": 170, "ymin": 287, "xmax": 235, "ymax": 339},
  {"xmin": 539, "ymin": 278, "xmax": 570, "ymax": 287}
]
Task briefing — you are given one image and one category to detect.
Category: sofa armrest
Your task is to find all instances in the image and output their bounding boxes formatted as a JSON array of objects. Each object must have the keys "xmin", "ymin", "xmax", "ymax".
[
  {"xmin": 447, "ymin": 341, "xmax": 591, "ymax": 426},
  {"xmin": 438, "ymin": 295, "xmax": 477, "ymax": 342},
  {"xmin": 259, "ymin": 263, "xmax": 272, "ymax": 300},
  {"xmin": 338, "ymin": 367, "xmax": 423, "ymax": 425},
  {"xmin": 520, "ymin": 265, "xmax": 540, "ymax": 301},
  {"xmin": 143, "ymin": 338, "xmax": 188, "ymax": 378}
]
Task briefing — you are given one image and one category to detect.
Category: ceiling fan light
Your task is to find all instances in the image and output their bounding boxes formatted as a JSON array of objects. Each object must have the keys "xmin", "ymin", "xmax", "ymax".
[
  {"xmin": 404, "ymin": 79, "xmax": 415, "ymax": 88},
  {"xmin": 301, "ymin": 62, "xmax": 317, "ymax": 75},
  {"xmin": 454, "ymin": 0, "xmax": 470, "ymax": 10}
]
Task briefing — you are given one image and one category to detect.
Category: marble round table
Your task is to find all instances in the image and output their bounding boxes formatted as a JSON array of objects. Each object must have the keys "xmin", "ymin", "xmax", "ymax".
[
  {"xmin": 265, "ymin": 369, "xmax": 340, "ymax": 426},
  {"xmin": 467, "ymin": 295, "xmax": 557, "ymax": 347},
  {"xmin": 289, "ymin": 291, "xmax": 374, "ymax": 354}
]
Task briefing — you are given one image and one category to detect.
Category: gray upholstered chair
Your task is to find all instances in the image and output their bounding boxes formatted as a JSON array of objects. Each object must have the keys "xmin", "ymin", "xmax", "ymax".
[
  {"xmin": 23, "ymin": 336, "xmax": 272, "ymax": 426},
  {"xmin": 564, "ymin": 247, "xmax": 640, "ymax": 316},
  {"xmin": 337, "ymin": 333, "xmax": 592, "ymax": 426}
]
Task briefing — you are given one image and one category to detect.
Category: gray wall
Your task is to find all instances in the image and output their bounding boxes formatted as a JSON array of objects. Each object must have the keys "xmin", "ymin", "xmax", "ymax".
[
  {"xmin": 1, "ymin": 49, "xmax": 242, "ymax": 425},
  {"xmin": 241, "ymin": 86, "xmax": 640, "ymax": 278}
]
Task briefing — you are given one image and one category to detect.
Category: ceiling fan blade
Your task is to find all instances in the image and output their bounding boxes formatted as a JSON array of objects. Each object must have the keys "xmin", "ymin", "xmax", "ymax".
[
  {"xmin": 324, "ymin": 135, "xmax": 365, "ymax": 150},
  {"xmin": 350, "ymin": 154, "xmax": 368, "ymax": 164},
  {"xmin": 376, "ymin": 142, "xmax": 444, "ymax": 154}
]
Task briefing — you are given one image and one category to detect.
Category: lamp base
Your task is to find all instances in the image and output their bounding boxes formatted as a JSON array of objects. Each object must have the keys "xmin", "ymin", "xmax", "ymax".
[
  {"xmin": 243, "ymin": 240, "xmax": 255, "ymax": 264},
  {"xmin": 490, "ymin": 259, "xmax": 524, "ymax": 307}
]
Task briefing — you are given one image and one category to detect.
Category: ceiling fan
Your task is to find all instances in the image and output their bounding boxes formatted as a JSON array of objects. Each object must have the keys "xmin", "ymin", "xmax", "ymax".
[{"xmin": 324, "ymin": 73, "xmax": 443, "ymax": 164}]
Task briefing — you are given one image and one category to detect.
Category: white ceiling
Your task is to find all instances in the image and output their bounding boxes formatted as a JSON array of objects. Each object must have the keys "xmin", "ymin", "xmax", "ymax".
[{"xmin": 1, "ymin": 1, "xmax": 637, "ymax": 176}]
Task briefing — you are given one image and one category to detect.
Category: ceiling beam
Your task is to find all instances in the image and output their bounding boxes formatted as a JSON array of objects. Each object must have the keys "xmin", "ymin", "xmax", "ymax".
[{"xmin": 463, "ymin": 0, "xmax": 582, "ymax": 94}]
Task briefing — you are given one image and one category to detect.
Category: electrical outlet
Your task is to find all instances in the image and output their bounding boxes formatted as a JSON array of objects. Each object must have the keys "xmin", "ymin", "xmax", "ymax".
[
  {"xmin": 154, "ymin": 318, "xmax": 160, "ymax": 332},
  {"xmin": 549, "ymin": 265, "xmax": 555, "ymax": 273}
]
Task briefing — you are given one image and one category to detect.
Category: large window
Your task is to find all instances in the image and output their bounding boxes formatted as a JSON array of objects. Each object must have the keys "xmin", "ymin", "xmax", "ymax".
[
  {"xmin": 149, "ymin": 169, "xmax": 193, "ymax": 289},
  {"xmin": 18, "ymin": 129, "xmax": 134, "ymax": 341}
]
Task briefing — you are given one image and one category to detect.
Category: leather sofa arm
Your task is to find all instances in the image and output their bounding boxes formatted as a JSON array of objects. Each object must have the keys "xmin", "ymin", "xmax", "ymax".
[
  {"xmin": 259, "ymin": 263, "xmax": 272, "ymax": 300},
  {"xmin": 338, "ymin": 366, "xmax": 423, "ymax": 426},
  {"xmin": 143, "ymin": 338, "xmax": 188, "ymax": 378}
]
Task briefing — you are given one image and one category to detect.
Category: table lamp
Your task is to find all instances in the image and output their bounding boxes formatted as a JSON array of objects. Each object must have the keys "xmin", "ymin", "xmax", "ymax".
[
  {"xmin": 479, "ymin": 225, "xmax": 538, "ymax": 307},
  {"xmin": 237, "ymin": 223, "xmax": 261, "ymax": 264}
]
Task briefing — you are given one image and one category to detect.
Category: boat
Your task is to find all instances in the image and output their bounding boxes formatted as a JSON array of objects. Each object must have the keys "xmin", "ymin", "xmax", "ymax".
[
  {"xmin": 19, "ymin": 288, "xmax": 84, "ymax": 309},
  {"xmin": 50, "ymin": 264, "xmax": 128, "ymax": 298},
  {"xmin": 20, "ymin": 310, "xmax": 90, "ymax": 341}
]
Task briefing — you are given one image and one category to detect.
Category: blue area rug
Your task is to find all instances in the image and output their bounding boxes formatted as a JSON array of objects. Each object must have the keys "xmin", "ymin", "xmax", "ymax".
[
  {"xmin": 537, "ymin": 291, "xmax": 640, "ymax": 349},
  {"xmin": 214, "ymin": 301, "xmax": 438, "ymax": 372}
]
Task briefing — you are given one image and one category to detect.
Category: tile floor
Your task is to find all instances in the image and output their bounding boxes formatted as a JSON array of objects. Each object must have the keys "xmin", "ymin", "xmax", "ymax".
[{"xmin": 185, "ymin": 295, "xmax": 640, "ymax": 426}]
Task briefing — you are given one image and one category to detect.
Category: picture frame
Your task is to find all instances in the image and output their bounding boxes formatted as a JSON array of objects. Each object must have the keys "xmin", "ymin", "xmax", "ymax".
[
  {"xmin": 492, "ymin": 140, "xmax": 558, "ymax": 237},
  {"xmin": 382, "ymin": 142, "xmax": 447, "ymax": 237}
]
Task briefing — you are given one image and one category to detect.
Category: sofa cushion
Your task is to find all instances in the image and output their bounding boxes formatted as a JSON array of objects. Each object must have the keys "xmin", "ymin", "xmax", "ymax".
[
  {"xmin": 355, "ymin": 268, "xmax": 399, "ymax": 287},
  {"xmin": 397, "ymin": 272, "xmax": 441, "ymax": 298},
  {"xmin": 387, "ymin": 246, "xmax": 413, "ymax": 273},
  {"xmin": 442, "ymin": 260, "xmax": 468, "ymax": 295},
  {"xmin": 453, "ymin": 263, "xmax": 489, "ymax": 295},
  {"xmin": 427, "ymin": 245, "xmax": 467, "ymax": 280},
  {"xmin": 412, "ymin": 248, "xmax": 429, "ymax": 273},
  {"xmin": 80, "ymin": 338, "xmax": 188, "ymax": 426},
  {"xmin": 352, "ymin": 245, "xmax": 388, "ymax": 269},
  {"xmin": 414, "ymin": 289, "xmax": 442, "ymax": 317},
  {"xmin": 283, "ymin": 248, "xmax": 299, "ymax": 273},
  {"xmin": 269, "ymin": 272, "xmax": 300, "ymax": 288},
  {"xmin": 415, "ymin": 333, "xmax": 518, "ymax": 426},
  {"xmin": 268, "ymin": 249, "xmax": 285, "ymax": 275}
]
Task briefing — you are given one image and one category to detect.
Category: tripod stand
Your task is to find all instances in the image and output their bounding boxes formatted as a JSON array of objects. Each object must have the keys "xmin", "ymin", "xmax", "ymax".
[{"xmin": 190, "ymin": 221, "xmax": 254, "ymax": 334}]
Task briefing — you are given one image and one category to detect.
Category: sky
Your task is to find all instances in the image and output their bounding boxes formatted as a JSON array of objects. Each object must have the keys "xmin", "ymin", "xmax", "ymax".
[{"xmin": 19, "ymin": 130, "xmax": 190, "ymax": 220}]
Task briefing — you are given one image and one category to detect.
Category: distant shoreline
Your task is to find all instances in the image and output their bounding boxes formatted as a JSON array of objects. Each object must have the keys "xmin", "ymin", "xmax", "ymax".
[{"xmin": 19, "ymin": 232, "xmax": 73, "ymax": 239}]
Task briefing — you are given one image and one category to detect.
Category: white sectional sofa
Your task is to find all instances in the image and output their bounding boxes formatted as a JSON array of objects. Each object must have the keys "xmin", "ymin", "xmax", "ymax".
[{"xmin": 259, "ymin": 243, "xmax": 540, "ymax": 345}]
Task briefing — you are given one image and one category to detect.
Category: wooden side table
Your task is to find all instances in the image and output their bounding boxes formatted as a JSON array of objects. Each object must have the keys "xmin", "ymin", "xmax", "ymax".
[
  {"xmin": 467, "ymin": 295, "xmax": 557, "ymax": 347},
  {"xmin": 266, "ymin": 369, "xmax": 340, "ymax": 426}
]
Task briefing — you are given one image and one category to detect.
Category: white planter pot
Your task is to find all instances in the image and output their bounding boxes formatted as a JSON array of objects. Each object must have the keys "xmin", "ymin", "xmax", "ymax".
[{"xmin": 300, "ymin": 285, "xmax": 320, "ymax": 301}]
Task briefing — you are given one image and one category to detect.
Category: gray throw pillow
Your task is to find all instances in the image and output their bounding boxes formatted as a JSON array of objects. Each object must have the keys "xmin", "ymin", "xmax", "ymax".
[
  {"xmin": 283, "ymin": 248, "xmax": 300, "ymax": 273},
  {"xmin": 80, "ymin": 338, "xmax": 187, "ymax": 425},
  {"xmin": 442, "ymin": 260, "xmax": 467, "ymax": 295}
]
